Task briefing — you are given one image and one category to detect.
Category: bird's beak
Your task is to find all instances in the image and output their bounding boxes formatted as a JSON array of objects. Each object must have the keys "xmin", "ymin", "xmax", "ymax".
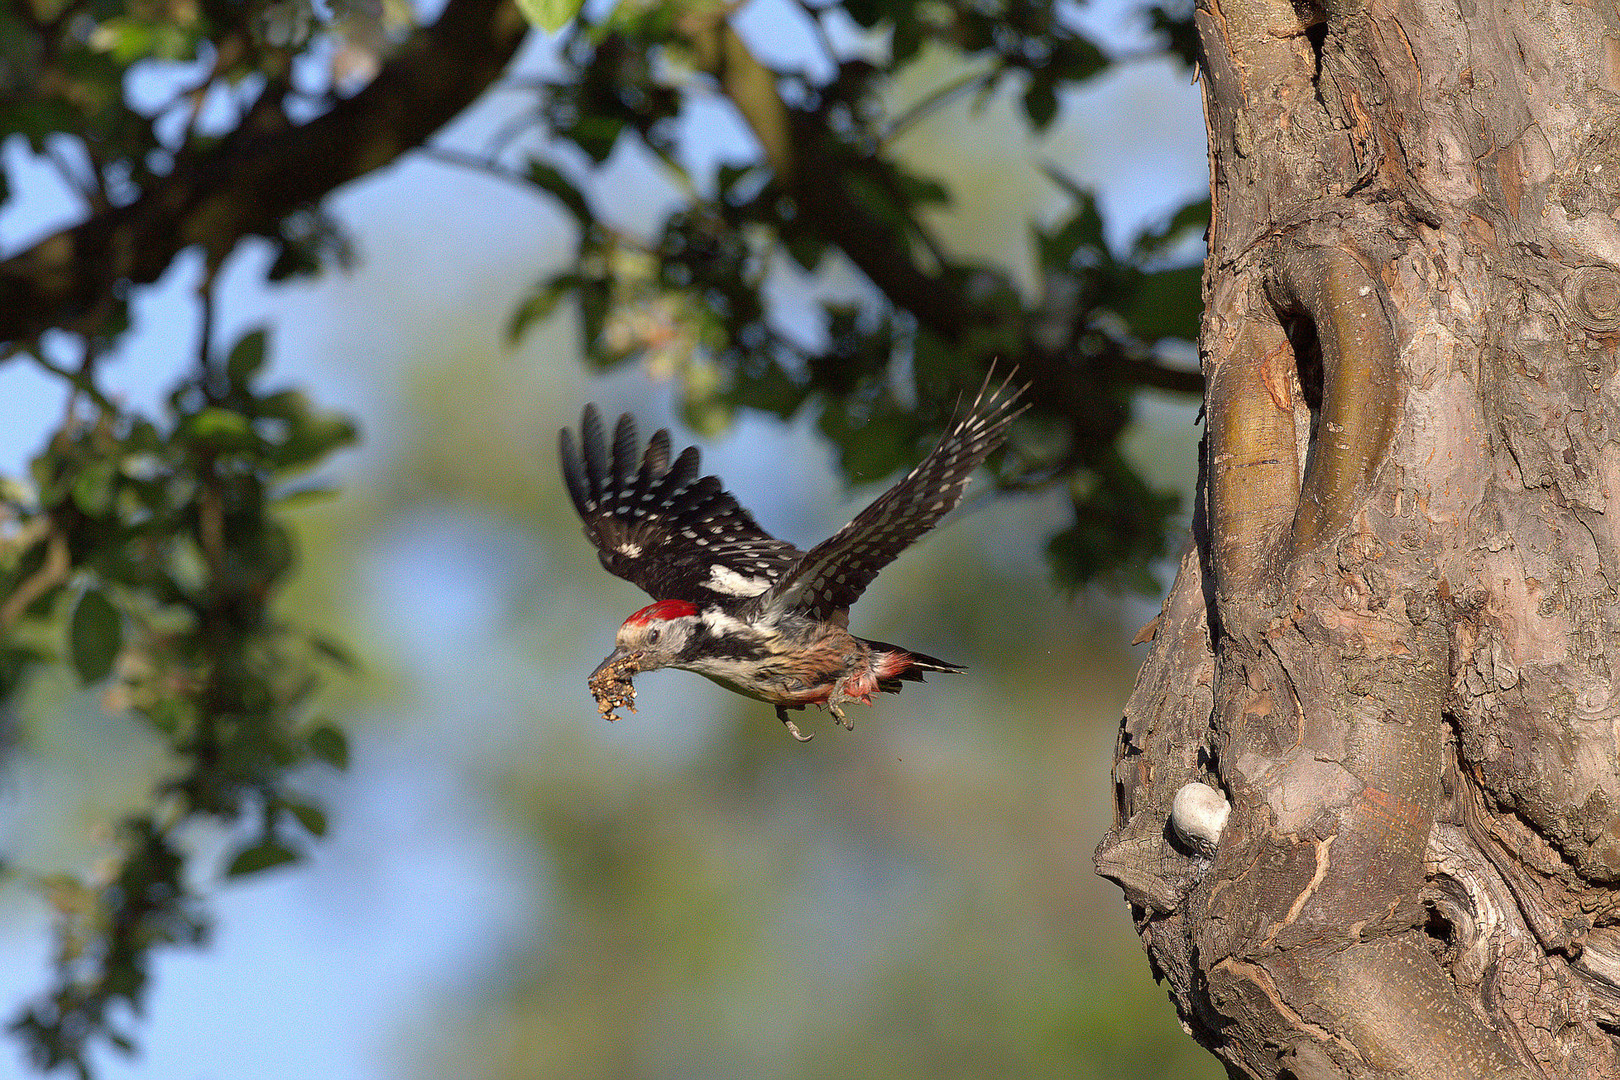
[{"xmin": 591, "ymin": 647, "xmax": 642, "ymax": 681}]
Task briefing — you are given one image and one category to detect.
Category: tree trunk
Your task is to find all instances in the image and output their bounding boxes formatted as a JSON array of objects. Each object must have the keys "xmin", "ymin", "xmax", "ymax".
[{"xmin": 1095, "ymin": 1, "xmax": 1620, "ymax": 1077}]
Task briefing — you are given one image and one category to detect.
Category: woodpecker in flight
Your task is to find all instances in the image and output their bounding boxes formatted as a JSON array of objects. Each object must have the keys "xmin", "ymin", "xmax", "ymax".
[{"xmin": 560, "ymin": 373, "xmax": 1024, "ymax": 741}]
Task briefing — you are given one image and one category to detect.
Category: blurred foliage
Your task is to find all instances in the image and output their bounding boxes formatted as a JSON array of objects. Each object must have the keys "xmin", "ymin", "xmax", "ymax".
[
  {"xmin": 0, "ymin": 0, "xmax": 1202, "ymax": 1073},
  {"xmin": 1, "ymin": 328, "xmax": 355, "ymax": 1077},
  {"xmin": 510, "ymin": 0, "xmax": 1205, "ymax": 591}
]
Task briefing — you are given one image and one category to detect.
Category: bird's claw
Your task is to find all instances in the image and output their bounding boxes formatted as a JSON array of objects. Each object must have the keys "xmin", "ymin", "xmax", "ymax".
[
  {"xmin": 829, "ymin": 702, "xmax": 853, "ymax": 731},
  {"xmin": 776, "ymin": 706, "xmax": 814, "ymax": 742}
]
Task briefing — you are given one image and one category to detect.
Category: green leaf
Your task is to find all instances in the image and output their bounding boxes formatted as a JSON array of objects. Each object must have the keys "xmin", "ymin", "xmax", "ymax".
[
  {"xmin": 181, "ymin": 407, "xmax": 256, "ymax": 449},
  {"xmin": 895, "ymin": 170, "xmax": 950, "ymax": 208},
  {"xmin": 309, "ymin": 635, "xmax": 358, "ymax": 672},
  {"xmin": 842, "ymin": 172, "xmax": 915, "ymax": 236},
  {"xmin": 308, "ymin": 723, "xmax": 350, "ymax": 770},
  {"xmin": 71, "ymin": 458, "xmax": 118, "ymax": 516},
  {"xmin": 1133, "ymin": 198, "xmax": 1210, "ymax": 260},
  {"xmin": 69, "ymin": 589, "xmax": 123, "ymax": 685},
  {"xmin": 225, "ymin": 329, "xmax": 269, "ymax": 388},
  {"xmin": 1039, "ymin": 161, "xmax": 1093, "ymax": 202},
  {"xmin": 1116, "ymin": 265, "xmax": 1204, "ymax": 343},
  {"xmin": 225, "ymin": 840, "xmax": 300, "ymax": 877},
  {"xmin": 256, "ymin": 389, "xmax": 312, "ymax": 420},
  {"xmin": 260, "ymin": 396, "xmax": 359, "ymax": 469},
  {"xmin": 568, "ymin": 115, "xmax": 628, "ymax": 164},
  {"xmin": 891, "ymin": 14, "xmax": 923, "ymax": 63},
  {"xmin": 1035, "ymin": 172, "xmax": 1107, "ymax": 269},
  {"xmin": 843, "ymin": 0, "xmax": 887, "ymax": 29},
  {"xmin": 1023, "ymin": 76, "xmax": 1060, "ymax": 131},
  {"xmin": 270, "ymin": 484, "xmax": 339, "ymax": 509},
  {"xmin": 728, "ymin": 361, "xmax": 808, "ymax": 418},
  {"xmin": 1149, "ymin": 3, "xmax": 1201, "ymax": 68},
  {"xmin": 90, "ymin": 17, "xmax": 201, "ymax": 63},
  {"xmin": 514, "ymin": 0, "xmax": 586, "ymax": 32},
  {"xmin": 783, "ymin": 235, "xmax": 829, "ymax": 272},
  {"xmin": 525, "ymin": 162, "xmax": 591, "ymax": 222},
  {"xmin": 276, "ymin": 413, "xmax": 358, "ymax": 470},
  {"xmin": 507, "ymin": 279, "xmax": 571, "ymax": 343},
  {"xmin": 282, "ymin": 800, "xmax": 328, "ymax": 838},
  {"xmin": 1050, "ymin": 37, "xmax": 1110, "ymax": 84}
]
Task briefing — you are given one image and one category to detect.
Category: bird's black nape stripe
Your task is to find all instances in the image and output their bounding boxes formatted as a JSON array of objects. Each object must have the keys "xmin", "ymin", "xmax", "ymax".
[{"xmin": 686, "ymin": 618, "xmax": 770, "ymax": 663}]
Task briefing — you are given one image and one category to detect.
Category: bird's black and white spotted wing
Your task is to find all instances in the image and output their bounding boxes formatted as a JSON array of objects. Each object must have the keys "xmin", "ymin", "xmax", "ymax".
[
  {"xmin": 560, "ymin": 405, "xmax": 804, "ymax": 606},
  {"xmin": 752, "ymin": 372, "xmax": 1026, "ymax": 623}
]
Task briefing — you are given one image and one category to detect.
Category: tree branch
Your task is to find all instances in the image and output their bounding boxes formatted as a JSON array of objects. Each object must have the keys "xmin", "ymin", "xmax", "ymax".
[
  {"xmin": 0, "ymin": 0, "xmax": 530, "ymax": 344},
  {"xmin": 782, "ymin": 121, "xmax": 1206, "ymax": 410}
]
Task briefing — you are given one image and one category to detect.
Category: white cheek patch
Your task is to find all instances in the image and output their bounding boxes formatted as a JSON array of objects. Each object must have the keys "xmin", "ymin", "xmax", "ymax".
[{"xmin": 705, "ymin": 564, "xmax": 770, "ymax": 596}]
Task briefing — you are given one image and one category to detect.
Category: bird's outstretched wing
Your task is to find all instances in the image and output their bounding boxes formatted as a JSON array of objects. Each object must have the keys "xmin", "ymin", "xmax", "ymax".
[
  {"xmin": 560, "ymin": 405, "xmax": 804, "ymax": 605},
  {"xmin": 752, "ymin": 371, "xmax": 1026, "ymax": 623}
]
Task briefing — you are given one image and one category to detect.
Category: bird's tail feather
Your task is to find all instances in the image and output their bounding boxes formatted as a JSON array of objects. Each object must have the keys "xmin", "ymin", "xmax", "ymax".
[{"xmin": 860, "ymin": 638, "xmax": 966, "ymax": 685}]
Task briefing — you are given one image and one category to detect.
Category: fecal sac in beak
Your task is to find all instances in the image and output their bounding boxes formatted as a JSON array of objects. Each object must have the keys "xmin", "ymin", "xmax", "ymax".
[
  {"xmin": 588, "ymin": 647, "xmax": 642, "ymax": 722},
  {"xmin": 591, "ymin": 647, "xmax": 638, "ymax": 683}
]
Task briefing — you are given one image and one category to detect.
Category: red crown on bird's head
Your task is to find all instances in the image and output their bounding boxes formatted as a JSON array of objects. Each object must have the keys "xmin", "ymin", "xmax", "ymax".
[{"xmin": 623, "ymin": 599, "xmax": 699, "ymax": 627}]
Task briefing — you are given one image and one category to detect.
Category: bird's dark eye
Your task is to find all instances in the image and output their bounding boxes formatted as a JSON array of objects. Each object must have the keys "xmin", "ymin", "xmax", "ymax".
[{"xmin": 647, "ymin": 627, "xmax": 661, "ymax": 644}]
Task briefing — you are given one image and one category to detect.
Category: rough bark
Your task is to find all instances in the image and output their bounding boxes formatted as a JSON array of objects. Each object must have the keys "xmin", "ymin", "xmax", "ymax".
[{"xmin": 1097, "ymin": 1, "xmax": 1620, "ymax": 1077}]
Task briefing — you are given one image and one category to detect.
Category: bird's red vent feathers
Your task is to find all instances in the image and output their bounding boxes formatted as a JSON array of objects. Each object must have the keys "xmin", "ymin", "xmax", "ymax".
[{"xmin": 623, "ymin": 599, "xmax": 699, "ymax": 626}]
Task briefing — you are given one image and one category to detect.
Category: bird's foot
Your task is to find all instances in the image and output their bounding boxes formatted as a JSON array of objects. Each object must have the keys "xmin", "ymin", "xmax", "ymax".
[
  {"xmin": 776, "ymin": 705, "xmax": 813, "ymax": 742},
  {"xmin": 828, "ymin": 702, "xmax": 853, "ymax": 732}
]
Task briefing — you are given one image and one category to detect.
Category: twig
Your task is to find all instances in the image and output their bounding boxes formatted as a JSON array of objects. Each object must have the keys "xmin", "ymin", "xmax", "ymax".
[
  {"xmin": 417, "ymin": 144, "xmax": 533, "ymax": 190},
  {"xmin": 880, "ymin": 66, "xmax": 999, "ymax": 147},
  {"xmin": 42, "ymin": 140, "xmax": 96, "ymax": 208},
  {"xmin": 29, "ymin": 346, "xmax": 116, "ymax": 414},
  {"xmin": 197, "ymin": 266, "xmax": 217, "ymax": 398},
  {"xmin": 0, "ymin": 531, "xmax": 71, "ymax": 629}
]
